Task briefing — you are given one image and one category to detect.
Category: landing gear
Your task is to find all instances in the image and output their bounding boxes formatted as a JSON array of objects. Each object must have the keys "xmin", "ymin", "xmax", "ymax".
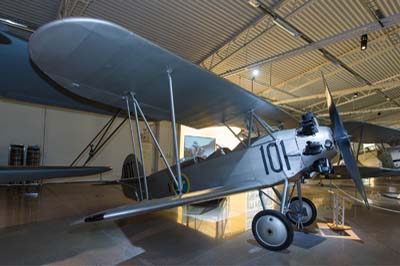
[
  {"xmin": 252, "ymin": 178, "xmax": 318, "ymax": 250},
  {"xmin": 286, "ymin": 197, "xmax": 317, "ymax": 227},
  {"xmin": 252, "ymin": 210, "xmax": 293, "ymax": 251},
  {"xmin": 253, "ymin": 179, "xmax": 293, "ymax": 251}
]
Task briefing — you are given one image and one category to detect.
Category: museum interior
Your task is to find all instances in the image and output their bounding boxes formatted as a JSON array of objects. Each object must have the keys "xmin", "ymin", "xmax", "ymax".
[{"xmin": 1, "ymin": 0, "xmax": 400, "ymax": 265}]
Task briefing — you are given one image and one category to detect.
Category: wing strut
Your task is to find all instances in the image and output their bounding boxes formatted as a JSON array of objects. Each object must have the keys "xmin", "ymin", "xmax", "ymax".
[
  {"xmin": 224, "ymin": 122, "xmax": 247, "ymax": 148},
  {"xmin": 167, "ymin": 69, "xmax": 183, "ymax": 195},
  {"xmin": 70, "ymin": 109, "xmax": 125, "ymax": 166},
  {"xmin": 253, "ymin": 113, "xmax": 276, "ymax": 140},
  {"xmin": 355, "ymin": 124, "xmax": 364, "ymax": 162},
  {"xmin": 125, "ymin": 95, "xmax": 146, "ymax": 200},
  {"xmin": 125, "ymin": 93, "xmax": 181, "ymax": 194},
  {"xmin": 247, "ymin": 111, "xmax": 254, "ymax": 147}
]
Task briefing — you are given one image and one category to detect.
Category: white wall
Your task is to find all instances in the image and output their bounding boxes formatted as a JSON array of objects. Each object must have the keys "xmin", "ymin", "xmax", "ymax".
[
  {"xmin": 157, "ymin": 121, "xmax": 176, "ymax": 170},
  {"xmin": 0, "ymin": 98, "xmax": 169, "ymax": 180}
]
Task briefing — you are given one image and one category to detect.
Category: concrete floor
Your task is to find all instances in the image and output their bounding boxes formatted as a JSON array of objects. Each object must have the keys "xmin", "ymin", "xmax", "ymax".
[{"xmin": 0, "ymin": 178, "xmax": 400, "ymax": 265}]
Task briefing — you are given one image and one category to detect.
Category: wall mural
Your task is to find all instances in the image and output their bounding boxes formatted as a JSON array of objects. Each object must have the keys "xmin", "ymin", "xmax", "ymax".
[{"xmin": 184, "ymin": 135, "xmax": 216, "ymax": 159}]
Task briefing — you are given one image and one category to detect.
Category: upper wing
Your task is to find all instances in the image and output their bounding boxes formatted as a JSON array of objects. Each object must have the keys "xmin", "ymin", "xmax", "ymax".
[
  {"xmin": 0, "ymin": 166, "xmax": 111, "ymax": 183},
  {"xmin": 344, "ymin": 121, "xmax": 400, "ymax": 146},
  {"xmin": 29, "ymin": 18, "xmax": 298, "ymax": 129},
  {"xmin": 0, "ymin": 23, "xmax": 118, "ymax": 116},
  {"xmin": 80, "ymin": 181, "xmax": 263, "ymax": 223},
  {"xmin": 332, "ymin": 165, "xmax": 400, "ymax": 178}
]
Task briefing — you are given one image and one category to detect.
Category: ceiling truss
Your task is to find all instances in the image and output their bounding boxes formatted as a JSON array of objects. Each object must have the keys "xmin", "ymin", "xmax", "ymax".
[
  {"xmin": 199, "ymin": 0, "xmax": 312, "ymax": 71},
  {"xmin": 57, "ymin": 0, "xmax": 92, "ymax": 18}
]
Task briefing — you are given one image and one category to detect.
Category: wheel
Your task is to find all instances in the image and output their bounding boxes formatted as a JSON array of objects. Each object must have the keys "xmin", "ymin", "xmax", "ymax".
[
  {"xmin": 286, "ymin": 197, "xmax": 317, "ymax": 227},
  {"xmin": 252, "ymin": 210, "xmax": 293, "ymax": 251}
]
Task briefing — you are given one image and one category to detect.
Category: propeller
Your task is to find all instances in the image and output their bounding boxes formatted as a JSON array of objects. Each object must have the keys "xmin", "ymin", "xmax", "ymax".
[{"xmin": 322, "ymin": 73, "xmax": 369, "ymax": 208}]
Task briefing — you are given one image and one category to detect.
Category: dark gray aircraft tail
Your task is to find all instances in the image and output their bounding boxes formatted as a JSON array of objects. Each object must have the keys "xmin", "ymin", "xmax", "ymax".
[{"xmin": 121, "ymin": 154, "xmax": 144, "ymax": 200}]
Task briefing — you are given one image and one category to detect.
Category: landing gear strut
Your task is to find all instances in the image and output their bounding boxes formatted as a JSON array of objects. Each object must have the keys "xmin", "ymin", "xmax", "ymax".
[
  {"xmin": 251, "ymin": 178, "xmax": 317, "ymax": 250},
  {"xmin": 286, "ymin": 181, "xmax": 317, "ymax": 228}
]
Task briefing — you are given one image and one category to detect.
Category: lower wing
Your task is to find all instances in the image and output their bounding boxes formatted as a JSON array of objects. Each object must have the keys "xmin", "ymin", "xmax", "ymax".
[
  {"xmin": 79, "ymin": 180, "xmax": 264, "ymax": 224},
  {"xmin": 0, "ymin": 166, "xmax": 111, "ymax": 183},
  {"xmin": 332, "ymin": 165, "xmax": 400, "ymax": 178}
]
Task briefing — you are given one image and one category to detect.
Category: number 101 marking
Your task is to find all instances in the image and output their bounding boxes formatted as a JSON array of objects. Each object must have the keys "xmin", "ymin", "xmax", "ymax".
[{"xmin": 260, "ymin": 140, "xmax": 291, "ymax": 175}]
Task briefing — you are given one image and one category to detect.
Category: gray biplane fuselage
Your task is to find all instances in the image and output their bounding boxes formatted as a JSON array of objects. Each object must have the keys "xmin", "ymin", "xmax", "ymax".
[{"xmin": 126, "ymin": 126, "xmax": 336, "ymax": 200}]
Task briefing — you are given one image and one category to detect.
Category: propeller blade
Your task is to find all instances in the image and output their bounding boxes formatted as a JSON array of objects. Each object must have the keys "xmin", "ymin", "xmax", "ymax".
[{"xmin": 323, "ymin": 73, "xmax": 369, "ymax": 208}]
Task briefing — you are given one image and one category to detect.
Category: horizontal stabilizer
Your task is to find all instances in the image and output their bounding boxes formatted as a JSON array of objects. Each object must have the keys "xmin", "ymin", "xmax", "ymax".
[
  {"xmin": 0, "ymin": 166, "xmax": 111, "ymax": 183},
  {"xmin": 79, "ymin": 181, "xmax": 263, "ymax": 224}
]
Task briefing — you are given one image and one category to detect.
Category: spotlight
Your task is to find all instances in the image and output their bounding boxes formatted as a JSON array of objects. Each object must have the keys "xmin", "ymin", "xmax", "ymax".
[
  {"xmin": 248, "ymin": 0, "xmax": 260, "ymax": 8},
  {"xmin": 252, "ymin": 69, "xmax": 260, "ymax": 78},
  {"xmin": 353, "ymin": 92, "xmax": 359, "ymax": 98},
  {"xmin": 361, "ymin": 34, "xmax": 368, "ymax": 51},
  {"xmin": 250, "ymin": 69, "xmax": 259, "ymax": 93}
]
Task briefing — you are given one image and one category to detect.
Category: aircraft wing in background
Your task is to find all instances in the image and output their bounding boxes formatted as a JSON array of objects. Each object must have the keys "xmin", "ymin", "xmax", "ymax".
[
  {"xmin": 0, "ymin": 166, "xmax": 111, "ymax": 183},
  {"xmin": 344, "ymin": 121, "xmax": 400, "ymax": 146},
  {"xmin": 332, "ymin": 165, "xmax": 400, "ymax": 179},
  {"xmin": 0, "ymin": 23, "xmax": 119, "ymax": 117}
]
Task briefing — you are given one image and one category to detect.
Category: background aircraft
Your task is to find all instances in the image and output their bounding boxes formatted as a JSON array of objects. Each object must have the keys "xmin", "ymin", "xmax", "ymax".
[
  {"xmin": 28, "ymin": 17, "xmax": 372, "ymax": 251},
  {"xmin": 329, "ymin": 121, "xmax": 400, "ymax": 179},
  {"xmin": 0, "ymin": 20, "xmax": 114, "ymax": 183},
  {"xmin": 344, "ymin": 121, "xmax": 400, "ymax": 168}
]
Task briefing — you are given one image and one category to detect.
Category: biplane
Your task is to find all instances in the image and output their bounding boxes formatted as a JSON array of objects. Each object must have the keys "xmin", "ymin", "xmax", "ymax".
[
  {"xmin": 331, "ymin": 121, "xmax": 400, "ymax": 179},
  {"xmin": 0, "ymin": 16, "xmax": 377, "ymax": 251}
]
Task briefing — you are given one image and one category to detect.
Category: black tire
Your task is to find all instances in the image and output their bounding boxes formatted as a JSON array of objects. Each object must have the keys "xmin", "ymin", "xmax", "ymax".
[
  {"xmin": 286, "ymin": 197, "xmax": 317, "ymax": 227},
  {"xmin": 252, "ymin": 210, "xmax": 294, "ymax": 251}
]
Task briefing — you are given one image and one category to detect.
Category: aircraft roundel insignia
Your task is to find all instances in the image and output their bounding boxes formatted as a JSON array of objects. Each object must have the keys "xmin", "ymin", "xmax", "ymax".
[{"xmin": 172, "ymin": 173, "xmax": 190, "ymax": 194}]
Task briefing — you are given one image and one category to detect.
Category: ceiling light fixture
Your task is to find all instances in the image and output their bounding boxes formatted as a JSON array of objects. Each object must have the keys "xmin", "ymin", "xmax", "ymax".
[
  {"xmin": 361, "ymin": 34, "xmax": 368, "ymax": 51},
  {"xmin": 247, "ymin": 0, "xmax": 301, "ymax": 38},
  {"xmin": 252, "ymin": 69, "xmax": 260, "ymax": 78},
  {"xmin": 273, "ymin": 18, "xmax": 301, "ymax": 37}
]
